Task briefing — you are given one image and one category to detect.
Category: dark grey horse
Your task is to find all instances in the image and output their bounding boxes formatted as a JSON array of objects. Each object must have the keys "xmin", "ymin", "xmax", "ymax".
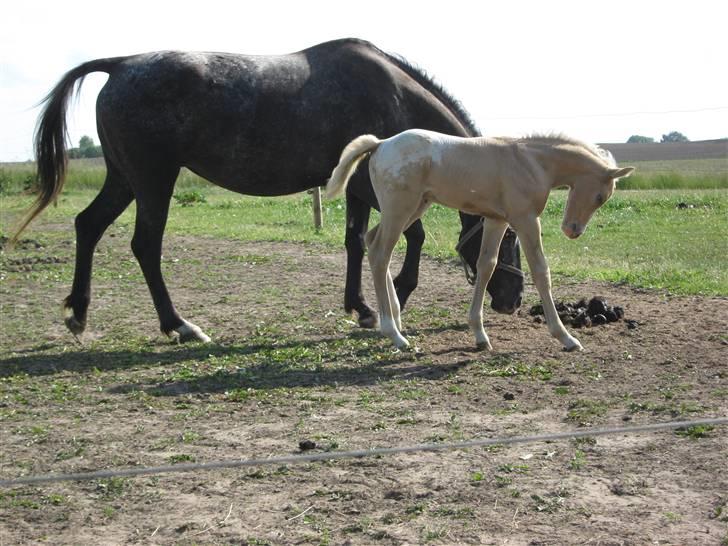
[{"xmin": 14, "ymin": 38, "xmax": 523, "ymax": 342}]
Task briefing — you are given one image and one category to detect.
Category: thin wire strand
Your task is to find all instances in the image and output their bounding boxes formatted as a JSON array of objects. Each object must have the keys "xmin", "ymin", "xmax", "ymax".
[
  {"xmin": 1, "ymin": 417, "xmax": 725, "ymax": 487},
  {"xmin": 480, "ymin": 106, "xmax": 728, "ymax": 121}
]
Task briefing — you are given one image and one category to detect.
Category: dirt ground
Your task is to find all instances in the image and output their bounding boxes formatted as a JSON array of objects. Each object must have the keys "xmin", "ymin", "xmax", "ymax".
[{"xmin": 1, "ymin": 226, "xmax": 726, "ymax": 546}]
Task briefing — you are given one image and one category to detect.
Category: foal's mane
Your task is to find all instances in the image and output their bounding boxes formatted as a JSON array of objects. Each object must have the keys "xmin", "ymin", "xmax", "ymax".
[{"xmin": 520, "ymin": 133, "xmax": 617, "ymax": 168}]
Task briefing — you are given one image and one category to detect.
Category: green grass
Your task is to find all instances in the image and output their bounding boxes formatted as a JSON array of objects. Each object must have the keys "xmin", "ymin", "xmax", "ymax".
[
  {"xmin": 620, "ymin": 158, "xmax": 727, "ymax": 190},
  {"xmin": 1, "ymin": 161, "xmax": 726, "ymax": 296}
]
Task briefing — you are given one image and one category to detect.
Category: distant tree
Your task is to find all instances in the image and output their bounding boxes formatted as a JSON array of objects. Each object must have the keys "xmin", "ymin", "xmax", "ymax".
[
  {"xmin": 661, "ymin": 131, "xmax": 689, "ymax": 143},
  {"xmin": 68, "ymin": 135, "xmax": 103, "ymax": 158},
  {"xmin": 626, "ymin": 135, "xmax": 655, "ymax": 143}
]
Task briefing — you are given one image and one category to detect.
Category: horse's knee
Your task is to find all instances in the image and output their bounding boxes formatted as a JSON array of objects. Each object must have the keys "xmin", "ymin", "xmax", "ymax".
[{"xmin": 404, "ymin": 221, "xmax": 425, "ymax": 248}]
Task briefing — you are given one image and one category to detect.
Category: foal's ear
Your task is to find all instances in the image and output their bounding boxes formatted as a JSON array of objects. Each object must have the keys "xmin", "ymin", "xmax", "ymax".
[{"xmin": 610, "ymin": 167, "xmax": 635, "ymax": 180}]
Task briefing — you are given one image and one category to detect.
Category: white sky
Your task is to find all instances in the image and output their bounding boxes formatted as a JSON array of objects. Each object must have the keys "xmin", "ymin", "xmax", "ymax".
[{"xmin": 1, "ymin": 0, "xmax": 726, "ymax": 162}]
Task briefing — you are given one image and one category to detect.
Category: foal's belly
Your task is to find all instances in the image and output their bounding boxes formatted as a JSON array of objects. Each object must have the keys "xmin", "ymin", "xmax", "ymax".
[{"xmin": 431, "ymin": 186, "xmax": 507, "ymax": 222}]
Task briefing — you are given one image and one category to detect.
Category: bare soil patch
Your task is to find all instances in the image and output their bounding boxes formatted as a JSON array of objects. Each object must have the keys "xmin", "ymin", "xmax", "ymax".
[{"xmin": 1, "ymin": 229, "xmax": 726, "ymax": 545}]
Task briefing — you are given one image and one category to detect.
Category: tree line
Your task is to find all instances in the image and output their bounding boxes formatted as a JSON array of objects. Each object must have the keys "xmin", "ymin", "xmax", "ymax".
[{"xmin": 627, "ymin": 131, "xmax": 689, "ymax": 144}]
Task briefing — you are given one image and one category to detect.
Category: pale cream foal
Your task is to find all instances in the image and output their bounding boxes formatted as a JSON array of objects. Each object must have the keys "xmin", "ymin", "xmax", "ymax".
[{"xmin": 326, "ymin": 129, "xmax": 634, "ymax": 351}]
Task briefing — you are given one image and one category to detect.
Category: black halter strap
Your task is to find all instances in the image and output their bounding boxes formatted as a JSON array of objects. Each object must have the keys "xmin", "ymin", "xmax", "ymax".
[{"xmin": 455, "ymin": 218, "xmax": 525, "ymax": 285}]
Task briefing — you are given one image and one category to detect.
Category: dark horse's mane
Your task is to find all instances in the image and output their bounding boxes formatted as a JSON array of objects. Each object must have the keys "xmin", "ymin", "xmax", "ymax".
[{"xmin": 375, "ymin": 46, "xmax": 481, "ymax": 138}]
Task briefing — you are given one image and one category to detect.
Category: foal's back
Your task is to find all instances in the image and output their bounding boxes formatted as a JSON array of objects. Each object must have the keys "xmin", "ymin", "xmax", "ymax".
[{"xmin": 370, "ymin": 130, "xmax": 534, "ymax": 220}]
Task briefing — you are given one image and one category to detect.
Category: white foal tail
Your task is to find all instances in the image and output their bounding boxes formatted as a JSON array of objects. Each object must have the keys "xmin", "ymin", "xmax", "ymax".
[{"xmin": 325, "ymin": 135, "xmax": 381, "ymax": 199}]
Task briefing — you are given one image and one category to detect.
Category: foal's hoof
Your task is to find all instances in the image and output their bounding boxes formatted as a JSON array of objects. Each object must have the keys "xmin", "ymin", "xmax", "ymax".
[
  {"xmin": 563, "ymin": 339, "xmax": 584, "ymax": 352},
  {"xmin": 174, "ymin": 321, "xmax": 212, "ymax": 343},
  {"xmin": 476, "ymin": 341, "xmax": 493, "ymax": 351}
]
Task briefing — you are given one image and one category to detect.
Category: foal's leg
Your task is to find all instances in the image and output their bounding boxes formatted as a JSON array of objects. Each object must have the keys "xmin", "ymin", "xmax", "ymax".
[
  {"xmin": 513, "ymin": 217, "xmax": 582, "ymax": 351},
  {"xmin": 365, "ymin": 219, "xmax": 413, "ymax": 349},
  {"xmin": 130, "ymin": 167, "xmax": 210, "ymax": 342},
  {"xmin": 467, "ymin": 219, "xmax": 509, "ymax": 349},
  {"xmin": 365, "ymin": 198, "xmax": 428, "ymax": 349},
  {"xmin": 64, "ymin": 167, "xmax": 134, "ymax": 337}
]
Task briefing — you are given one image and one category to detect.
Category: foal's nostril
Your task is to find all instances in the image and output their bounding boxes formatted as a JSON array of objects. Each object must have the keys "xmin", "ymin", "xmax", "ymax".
[{"xmin": 515, "ymin": 296, "xmax": 522, "ymax": 309}]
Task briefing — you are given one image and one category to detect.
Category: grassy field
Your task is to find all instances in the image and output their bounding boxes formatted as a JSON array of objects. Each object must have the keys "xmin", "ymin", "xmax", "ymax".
[{"xmin": 1, "ymin": 155, "xmax": 727, "ymax": 296}]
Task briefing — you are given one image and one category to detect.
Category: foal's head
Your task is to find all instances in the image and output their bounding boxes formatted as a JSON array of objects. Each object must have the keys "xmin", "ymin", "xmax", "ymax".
[{"xmin": 560, "ymin": 145, "xmax": 634, "ymax": 239}]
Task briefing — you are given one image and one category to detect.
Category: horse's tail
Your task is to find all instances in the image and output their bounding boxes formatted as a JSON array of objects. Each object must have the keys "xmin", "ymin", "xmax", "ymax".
[
  {"xmin": 10, "ymin": 57, "xmax": 124, "ymax": 246},
  {"xmin": 325, "ymin": 135, "xmax": 382, "ymax": 200}
]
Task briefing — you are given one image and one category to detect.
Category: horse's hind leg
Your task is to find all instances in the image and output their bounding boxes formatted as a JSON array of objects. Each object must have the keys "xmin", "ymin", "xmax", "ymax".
[
  {"xmin": 64, "ymin": 167, "xmax": 134, "ymax": 337},
  {"xmin": 344, "ymin": 191, "xmax": 378, "ymax": 328},
  {"xmin": 130, "ymin": 165, "xmax": 210, "ymax": 343}
]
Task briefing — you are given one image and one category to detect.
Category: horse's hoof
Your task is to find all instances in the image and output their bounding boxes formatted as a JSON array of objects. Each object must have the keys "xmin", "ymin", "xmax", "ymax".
[
  {"xmin": 64, "ymin": 314, "xmax": 85, "ymax": 337},
  {"xmin": 175, "ymin": 321, "xmax": 212, "ymax": 343},
  {"xmin": 476, "ymin": 341, "xmax": 493, "ymax": 351},
  {"xmin": 358, "ymin": 313, "xmax": 379, "ymax": 329}
]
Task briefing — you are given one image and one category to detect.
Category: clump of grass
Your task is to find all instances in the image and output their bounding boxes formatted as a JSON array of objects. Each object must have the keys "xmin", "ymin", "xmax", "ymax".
[{"xmin": 173, "ymin": 190, "xmax": 207, "ymax": 206}]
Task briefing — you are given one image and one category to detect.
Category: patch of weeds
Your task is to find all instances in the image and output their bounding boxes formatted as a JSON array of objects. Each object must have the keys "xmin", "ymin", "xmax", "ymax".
[
  {"xmin": 422, "ymin": 527, "xmax": 448, "ymax": 542},
  {"xmin": 96, "ymin": 477, "xmax": 127, "ymax": 499},
  {"xmin": 55, "ymin": 437, "xmax": 88, "ymax": 461},
  {"xmin": 431, "ymin": 506, "xmax": 474, "ymax": 519},
  {"xmin": 227, "ymin": 254, "xmax": 271, "ymax": 265},
  {"xmin": 663, "ymin": 511, "xmax": 682, "ymax": 523},
  {"xmin": 494, "ymin": 475, "xmax": 513, "ymax": 488},
  {"xmin": 180, "ymin": 431, "xmax": 201, "ymax": 444},
  {"xmin": 554, "ymin": 386, "xmax": 570, "ymax": 395},
  {"xmin": 244, "ymin": 539, "xmax": 273, "ymax": 546},
  {"xmin": 381, "ymin": 513, "xmax": 401, "ymax": 525},
  {"xmin": 395, "ymin": 413, "xmax": 419, "ymax": 426},
  {"xmin": 0, "ymin": 491, "xmax": 40, "ymax": 510},
  {"xmin": 713, "ymin": 499, "xmax": 728, "ymax": 522},
  {"xmin": 168, "ymin": 454, "xmax": 196, "ymax": 464},
  {"xmin": 470, "ymin": 471, "xmax": 485, "ymax": 484},
  {"xmin": 572, "ymin": 436, "xmax": 597, "ymax": 449},
  {"xmin": 570, "ymin": 449, "xmax": 586, "ymax": 470},
  {"xmin": 405, "ymin": 502, "xmax": 426, "ymax": 518},
  {"xmin": 531, "ymin": 492, "xmax": 565, "ymax": 513},
  {"xmin": 102, "ymin": 505, "xmax": 116, "ymax": 519},
  {"xmin": 173, "ymin": 190, "xmax": 207, "ymax": 206},
  {"xmin": 342, "ymin": 517, "xmax": 373, "ymax": 534},
  {"xmin": 479, "ymin": 356, "xmax": 555, "ymax": 381},
  {"xmin": 675, "ymin": 425, "xmax": 714, "ymax": 439},
  {"xmin": 447, "ymin": 384, "xmax": 463, "ymax": 394},
  {"xmin": 497, "ymin": 463, "xmax": 530, "ymax": 474},
  {"xmin": 566, "ymin": 399, "xmax": 608, "ymax": 425}
]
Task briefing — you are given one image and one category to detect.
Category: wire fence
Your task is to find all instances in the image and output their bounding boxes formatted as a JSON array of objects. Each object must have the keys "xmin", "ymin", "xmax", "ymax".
[{"xmin": 1, "ymin": 417, "xmax": 725, "ymax": 488}]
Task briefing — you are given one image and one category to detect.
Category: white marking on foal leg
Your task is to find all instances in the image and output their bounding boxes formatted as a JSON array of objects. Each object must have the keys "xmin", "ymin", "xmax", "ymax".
[
  {"xmin": 174, "ymin": 320, "xmax": 212, "ymax": 343},
  {"xmin": 468, "ymin": 220, "xmax": 508, "ymax": 350},
  {"xmin": 515, "ymin": 218, "xmax": 583, "ymax": 352},
  {"xmin": 380, "ymin": 315, "xmax": 410, "ymax": 349}
]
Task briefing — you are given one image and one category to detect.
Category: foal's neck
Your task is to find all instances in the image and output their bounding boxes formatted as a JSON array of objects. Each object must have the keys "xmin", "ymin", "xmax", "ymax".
[{"xmin": 528, "ymin": 143, "xmax": 601, "ymax": 188}]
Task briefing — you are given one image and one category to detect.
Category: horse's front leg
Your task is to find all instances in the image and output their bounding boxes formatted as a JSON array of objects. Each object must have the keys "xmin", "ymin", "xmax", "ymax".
[
  {"xmin": 393, "ymin": 219, "xmax": 425, "ymax": 309},
  {"xmin": 513, "ymin": 216, "xmax": 582, "ymax": 351},
  {"xmin": 468, "ymin": 219, "xmax": 509, "ymax": 349}
]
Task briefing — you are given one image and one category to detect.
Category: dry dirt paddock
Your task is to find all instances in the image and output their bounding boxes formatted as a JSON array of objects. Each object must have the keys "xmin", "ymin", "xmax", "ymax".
[{"xmin": 0, "ymin": 227, "xmax": 726, "ymax": 545}]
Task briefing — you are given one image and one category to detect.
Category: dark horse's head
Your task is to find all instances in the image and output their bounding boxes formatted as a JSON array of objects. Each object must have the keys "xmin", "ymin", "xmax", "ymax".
[{"xmin": 457, "ymin": 213, "xmax": 524, "ymax": 314}]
